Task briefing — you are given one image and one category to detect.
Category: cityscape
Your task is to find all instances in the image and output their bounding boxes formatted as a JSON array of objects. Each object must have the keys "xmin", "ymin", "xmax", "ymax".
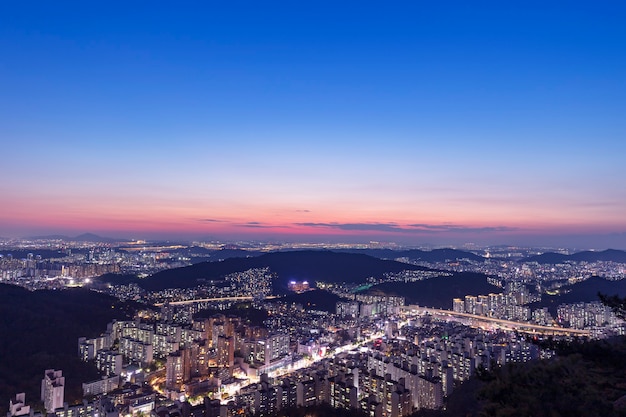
[
  {"xmin": 2, "ymin": 2, "xmax": 626, "ymax": 417},
  {"xmin": 1, "ymin": 236, "xmax": 626, "ymax": 416}
]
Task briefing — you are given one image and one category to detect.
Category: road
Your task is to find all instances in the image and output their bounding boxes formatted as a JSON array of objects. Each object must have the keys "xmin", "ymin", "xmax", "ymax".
[
  {"xmin": 156, "ymin": 297, "xmax": 588, "ymax": 335},
  {"xmin": 154, "ymin": 295, "xmax": 279, "ymax": 307},
  {"xmin": 401, "ymin": 305, "xmax": 590, "ymax": 336}
]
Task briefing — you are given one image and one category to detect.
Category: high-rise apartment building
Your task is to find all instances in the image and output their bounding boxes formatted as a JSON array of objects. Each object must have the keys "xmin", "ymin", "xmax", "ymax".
[{"xmin": 41, "ymin": 369, "xmax": 64, "ymax": 413}]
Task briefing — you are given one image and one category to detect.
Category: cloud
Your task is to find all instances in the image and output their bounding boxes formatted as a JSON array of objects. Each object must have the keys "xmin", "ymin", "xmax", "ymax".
[
  {"xmin": 198, "ymin": 219, "xmax": 517, "ymax": 234},
  {"xmin": 296, "ymin": 209, "xmax": 311, "ymax": 213},
  {"xmin": 238, "ymin": 222, "xmax": 290, "ymax": 229},
  {"xmin": 239, "ymin": 222, "xmax": 269, "ymax": 228},
  {"xmin": 297, "ymin": 222, "xmax": 517, "ymax": 234},
  {"xmin": 408, "ymin": 224, "xmax": 518, "ymax": 233},
  {"xmin": 296, "ymin": 222, "xmax": 406, "ymax": 232}
]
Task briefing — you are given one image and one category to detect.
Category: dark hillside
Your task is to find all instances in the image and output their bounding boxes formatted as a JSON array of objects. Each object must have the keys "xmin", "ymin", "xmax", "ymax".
[
  {"xmin": 531, "ymin": 276, "xmax": 626, "ymax": 316},
  {"xmin": 136, "ymin": 250, "xmax": 430, "ymax": 292},
  {"xmin": 337, "ymin": 248, "xmax": 484, "ymax": 262},
  {"xmin": 412, "ymin": 336, "xmax": 626, "ymax": 417},
  {"xmin": 523, "ymin": 249, "xmax": 626, "ymax": 264},
  {"xmin": 0, "ymin": 284, "xmax": 136, "ymax": 413},
  {"xmin": 365, "ymin": 272, "xmax": 501, "ymax": 309}
]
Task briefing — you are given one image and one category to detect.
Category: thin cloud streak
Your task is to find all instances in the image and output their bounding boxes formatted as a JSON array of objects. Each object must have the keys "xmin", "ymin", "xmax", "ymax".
[
  {"xmin": 296, "ymin": 222, "xmax": 518, "ymax": 234},
  {"xmin": 237, "ymin": 222, "xmax": 291, "ymax": 229},
  {"xmin": 296, "ymin": 222, "xmax": 404, "ymax": 232},
  {"xmin": 408, "ymin": 224, "xmax": 518, "ymax": 233}
]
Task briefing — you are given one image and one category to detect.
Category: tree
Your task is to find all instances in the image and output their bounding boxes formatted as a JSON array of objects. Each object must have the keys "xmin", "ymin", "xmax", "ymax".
[{"xmin": 598, "ymin": 293, "xmax": 626, "ymax": 320}]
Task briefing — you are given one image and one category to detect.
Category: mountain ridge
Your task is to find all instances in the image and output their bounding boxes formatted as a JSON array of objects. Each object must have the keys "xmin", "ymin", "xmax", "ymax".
[
  {"xmin": 523, "ymin": 249, "xmax": 626, "ymax": 264},
  {"xmin": 532, "ymin": 276, "xmax": 626, "ymax": 316},
  {"xmin": 335, "ymin": 248, "xmax": 485, "ymax": 262},
  {"xmin": 364, "ymin": 272, "xmax": 501, "ymax": 309},
  {"xmin": 123, "ymin": 250, "xmax": 432, "ymax": 292},
  {"xmin": 24, "ymin": 233, "xmax": 123, "ymax": 243}
]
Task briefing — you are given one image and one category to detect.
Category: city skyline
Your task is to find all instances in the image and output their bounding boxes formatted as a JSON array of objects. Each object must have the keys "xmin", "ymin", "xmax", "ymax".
[{"xmin": 1, "ymin": 2, "xmax": 625, "ymax": 248}]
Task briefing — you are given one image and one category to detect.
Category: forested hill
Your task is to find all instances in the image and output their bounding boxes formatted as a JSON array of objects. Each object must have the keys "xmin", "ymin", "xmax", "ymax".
[
  {"xmin": 132, "ymin": 250, "xmax": 431, "ymax": 292},
  {"xmin": 0, "ymin": 284, "xmax": 135, "ymax": 414},
  {"xmin": 364, "ymin": 272, "xmax": 501, "ymax": 309},
  {"xmin": 336, "ymin": 248, "xmax": 485, "ymax": 262},
  {"xmin": 531, "ymin": 276, "xmax": 626, "ymax": 315},
  {"xmin": 523, "ymin": 249, "xmax": 626, "ymax": 264}
]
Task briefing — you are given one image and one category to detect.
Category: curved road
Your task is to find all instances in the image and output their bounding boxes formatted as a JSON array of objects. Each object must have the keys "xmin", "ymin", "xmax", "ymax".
[
  {"xmin": 155, "ymin": 298, "xmax": 589, "ymax": 336},
  {"xmin": 401, "ymin": 305, "xmax": 590, "ymax": 336}
]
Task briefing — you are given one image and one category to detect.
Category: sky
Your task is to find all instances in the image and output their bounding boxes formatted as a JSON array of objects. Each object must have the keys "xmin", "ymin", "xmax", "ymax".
[{"xmin": 1, "ymin": 1, "xmax": 625, "ymax": 248}]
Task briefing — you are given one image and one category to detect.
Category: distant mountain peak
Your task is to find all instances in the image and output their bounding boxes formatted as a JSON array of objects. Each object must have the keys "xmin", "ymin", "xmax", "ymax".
[
  {"xmin": 74, "ymin": 233, "xmax": 110, "ymax": 241},
  {"xmin": 23, "ymin": 233, "xmax": 122, "ymax": 243},
  {"xmin": 70, "ymin": 233, "xmax": 123, "ymax": 243}
]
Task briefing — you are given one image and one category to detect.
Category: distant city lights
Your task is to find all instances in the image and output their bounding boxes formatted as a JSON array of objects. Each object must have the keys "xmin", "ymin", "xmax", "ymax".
[{"xmin": 287, "ymin": 280, "xmax": 310, "ymax": 293}]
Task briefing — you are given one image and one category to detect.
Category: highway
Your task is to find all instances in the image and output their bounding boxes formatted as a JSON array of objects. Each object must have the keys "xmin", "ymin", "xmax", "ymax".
[
  {"xmin": 155, "ymin": 297, "xmax": 589, "ymax": 336},
  {"xmin": 401, "ymin": 305, "xmax": 590, "ymax": 336}
]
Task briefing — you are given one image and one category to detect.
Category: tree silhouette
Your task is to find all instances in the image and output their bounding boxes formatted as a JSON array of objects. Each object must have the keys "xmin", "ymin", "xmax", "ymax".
[{"xmin": 599, "ymin": 292, "xmax": 626, "ymax": 320}]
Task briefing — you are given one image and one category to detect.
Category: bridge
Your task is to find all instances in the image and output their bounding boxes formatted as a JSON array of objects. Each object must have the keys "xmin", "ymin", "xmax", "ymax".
[
  {"xmin": 401, "ymin": 305, "xmax": 590, "ymax": 337},
  {"xmin": 154, "ymin": 295, "xmax": 279, "ymax": 307}
]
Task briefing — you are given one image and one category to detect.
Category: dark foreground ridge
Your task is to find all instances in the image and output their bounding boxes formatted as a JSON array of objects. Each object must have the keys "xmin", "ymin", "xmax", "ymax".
[
  {"xmin": 0, "ymin": 284, "xmax": 135, "ymax": 414},
  {"xmin": 428, "ymin": 336, "xmax": 626, "ymax": 417}
]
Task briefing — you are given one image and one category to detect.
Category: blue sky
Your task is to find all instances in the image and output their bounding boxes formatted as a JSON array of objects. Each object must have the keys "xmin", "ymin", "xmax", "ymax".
[{"xmin": 1, "ymin": 1, "xmax": 625, "ymax": 248}]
